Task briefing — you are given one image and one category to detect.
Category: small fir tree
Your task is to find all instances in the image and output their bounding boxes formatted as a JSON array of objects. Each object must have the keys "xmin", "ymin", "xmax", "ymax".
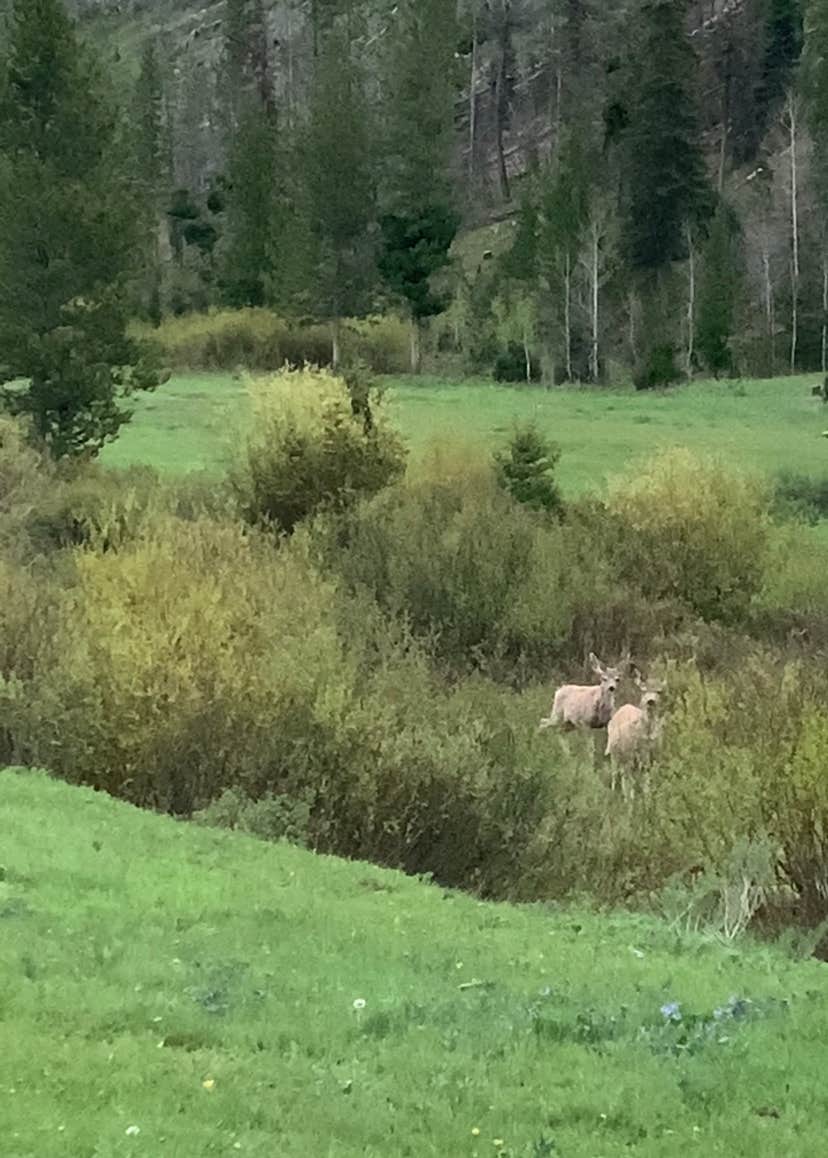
[{"xmin": 0, "ymin": 0, "xmax": 166, "ymax": 457}]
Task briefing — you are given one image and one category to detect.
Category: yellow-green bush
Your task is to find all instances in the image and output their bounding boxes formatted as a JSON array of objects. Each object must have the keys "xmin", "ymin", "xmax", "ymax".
[
  {"xmin": 0, "ymin": 416, "xmax": 55, "ymax": 560},
  {"xmin": 9, "ymin": 518, "xmax": 351, "ymax": 814},
  {"xmin": 234, "ymin": 368, "xmax": 406, "ymax": 534},
  {"xmin": 324, "ymin": 462, "xmax": 677, "ymax": 681},
  {"xmin": 606, "ymin": 449, "xmax": 770, "ymax": 624},
  {"xmin": 137, "ymin": 309, "xmax": 411, "ymax": 374}
]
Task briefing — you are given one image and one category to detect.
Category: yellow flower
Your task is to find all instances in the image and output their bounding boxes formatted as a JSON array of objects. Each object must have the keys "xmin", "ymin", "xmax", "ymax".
[
  {"xmin": 471, "ymin": 1128, "xmax": 480, "ymax": 1137},
  {"xmin": 493, "ymin": 1141, "xmax": 505, "ymax": 1149},
  {"xmin": 202, "ymin": 1078, "xmax": 216, "ymax": 1092}
]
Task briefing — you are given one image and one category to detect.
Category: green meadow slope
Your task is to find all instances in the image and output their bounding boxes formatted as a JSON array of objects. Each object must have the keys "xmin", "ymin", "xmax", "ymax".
[{"xmin": 2, "ymin": 768, "xmax": 827, "ymax": 1157}]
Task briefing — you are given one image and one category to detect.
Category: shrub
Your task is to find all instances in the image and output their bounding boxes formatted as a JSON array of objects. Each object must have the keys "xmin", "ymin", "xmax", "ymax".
[
  {"xmin": 0, "ymin": 416, "xmax": 55, "ymax": 560},
  {"xmin": 634, "ymin": 342, "xmax": 682, "ymax": 390},
  {"xmin": 234, "ymin": 368, "xmax": 406, "ymax": 534},
  {"xmin": 137, "ymin": 309, "xmax": 411, "ymax": 375},
  {"xmin": 606, "ymin": 449, "xmax": 770, "ymax": 624},
  {"xmin": 8, "ymin": 518, "xmax": 351, "ymax": 815},
  {"xmin": 322, "ymin": 462, "xmax": 625, "ymax": 681},
  {"xmin": 195, "ymin": 787, "xmax": 314, "ymax": 847},
  {"xmin": 772, "ymin": 471, "xmax": 828, "ymax": 524},
  {"xmin": 494, "ymin": 422, "xmax": 563, "ymax": 515},
  {"xmin": 493, "ymin": 343, "xmax": 540, "ymax": 383},
  {"xmin": 759, "ymin": 522, "xmax": 828, "ymax": 624},
  {"xmin": 29, "ymin": 464, "xmax": 163, "ymax": 552}
]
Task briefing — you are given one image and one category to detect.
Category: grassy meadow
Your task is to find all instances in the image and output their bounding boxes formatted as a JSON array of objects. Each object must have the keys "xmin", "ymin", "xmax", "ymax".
[
  {"xmin": 4, "ymin": 767, "xmax": 828, "ymax": 1158},
  {"xmin": 102, "ymin": 372, "xmax": 828, "ymax": 493}
]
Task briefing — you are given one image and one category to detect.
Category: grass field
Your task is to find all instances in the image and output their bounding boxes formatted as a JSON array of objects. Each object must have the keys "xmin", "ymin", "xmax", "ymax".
[
  {"xmin": 102, "ymin": 372, "xmax": 828, "ymax": 493},
  {"xmin": 3, "ymin": 767, "xmax": 828, "ymax": 1158}
]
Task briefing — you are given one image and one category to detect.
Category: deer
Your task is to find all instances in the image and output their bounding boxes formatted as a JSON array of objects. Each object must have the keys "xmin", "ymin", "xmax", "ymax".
[
  {"xmin": 605, "ymin": 666, "xmax": 666, "ymax": 800},
  {"xmin": 538, "ymin": 653, "xmax": 623, "ymax": 734}
]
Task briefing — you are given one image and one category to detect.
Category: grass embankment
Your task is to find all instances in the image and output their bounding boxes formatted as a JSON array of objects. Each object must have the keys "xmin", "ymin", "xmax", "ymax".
[
  {"xmin": 2, "ymin": 768, "xmax": 827, "ymax": 1157},
  {"xmin": 103, "ymin": 373, "xmax": 828, "ymax": 494}
]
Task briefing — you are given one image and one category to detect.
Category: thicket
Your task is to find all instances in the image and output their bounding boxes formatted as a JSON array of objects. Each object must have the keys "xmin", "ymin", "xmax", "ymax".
[
  {"xmin": 4, "ymin": 373, "xmax": 828, "ymax": 947},
  {"xmin": 136, "ymin": 311, "xmax": 412, "ymax": 375}
]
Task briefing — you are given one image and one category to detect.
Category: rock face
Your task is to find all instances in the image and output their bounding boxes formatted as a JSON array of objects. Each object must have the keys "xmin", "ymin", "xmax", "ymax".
[{"xmin": 70, "ymin": 0, "xmax": 751, "ymax": 211}]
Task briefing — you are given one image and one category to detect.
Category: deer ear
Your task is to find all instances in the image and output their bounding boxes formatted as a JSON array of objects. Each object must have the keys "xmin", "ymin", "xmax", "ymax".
[
  {"xmin": 589, "ymin": 652, "xmax": 604, "ymax": 674},
  {"xmin": 630, "ymin": 664, "xmax": 645, "ymax": 688}
]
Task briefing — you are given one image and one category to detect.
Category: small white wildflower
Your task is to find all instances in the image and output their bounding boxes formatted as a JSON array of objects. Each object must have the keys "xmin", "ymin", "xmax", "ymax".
[
  {"xmin": 125, "ymin": 1125, "xmax": 141, "ymax": 1137},
  {"xmin": 353, "ymin": 998, "xmax": 366, "ymax": 1011}
]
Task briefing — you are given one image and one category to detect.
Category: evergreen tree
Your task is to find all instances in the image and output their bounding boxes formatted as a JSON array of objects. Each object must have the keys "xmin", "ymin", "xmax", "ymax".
[
  {"xmin": 494, "ymin": 423, "xmax": 562, "ymax": 514},
  {"xmin": 219, "ymin": 99, "xmax": 278, "ymax": 308},
  {"xmin": 378, "ymin": 0, "xmax": 461, "ymax": 370},
  {"xmin": 804, "ymin": 0, "xmax": 828, "ymax": 203},
  {"xmin": 220, "ymin": 0, "xmax": 274, "ymax": 135},
  {"xmin": 131, "ymin": 38, "xmax": 170, "ymax": 325},
  {"xmin": 756, "ymin": 0, "xmax": 803, "ymax": 136},
  {"xmin": 623, "ymin": 0, "xmax": 711, "ymax": 273},
  {"xmin": 695, "ymin": 203, "xmax": 744, "ymax": 376},
  {"xmin": 303, "ymin": 22, "xmax": 376, "ymax": 363},
  {"xmin": 381, "ymin": 0, "xmax": 459, "ymax": 212},
  {"xmin": 622, "ymin": 0, "xmax": 712, "ymax": 388},
  {"xmin": 0, "ymin": 0, "xmax": 164, "ymax": 458}
]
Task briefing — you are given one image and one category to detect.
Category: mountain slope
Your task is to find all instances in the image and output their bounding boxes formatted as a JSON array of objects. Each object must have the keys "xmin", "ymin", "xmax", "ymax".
[{"xmin": 2, "ymin": 767, "xmax": 827, "ymax": 1157}]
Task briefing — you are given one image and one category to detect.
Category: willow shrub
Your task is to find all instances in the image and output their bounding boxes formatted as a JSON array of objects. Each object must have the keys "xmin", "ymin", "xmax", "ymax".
[
  {"xmin": 6, "ymin": 518, "xmax": 350, "ymax": 814},
  {"xmin": 136, "ymin": 309, "xmax": 411, "ymax": 374},
  {"xmin": 0, "ymin": 416, "xmax": 56, "ymax": 560},
  {"xmin": 234, "ymin": 368, "xmax": 406, "ymax": 534},
  {"xmin": 322, "ymin": 459, "xmax": 671, "ymax": 682},
  {"xmin": 606, "ymin": 449, "xmax": 770, "ymax": 625}
]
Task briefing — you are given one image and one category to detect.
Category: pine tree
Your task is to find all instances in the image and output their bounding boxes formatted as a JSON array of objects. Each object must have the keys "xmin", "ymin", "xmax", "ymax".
[
  {"xmin": 303, "ymin": 22, "xmax": 376, "ymax": 364},
  {"xmin": 219, "ymin": 99, "xmax": 278, "ymax": 308},
  {"xmin": 695, "ymin": 203, "xmax": 744, "ymax": 377},
  {"xmin": 621, "ymin": 0, "xmax": 712, "ymax": 388},
  {"xmin": 217, "ymin": 0, "xmax": 279, "ymax": 309},
  {"xmin": 381, "ymin": 0, "xmax": 459, "ymax": 212},
  {"xmin": 378, "ymin": 0, "xmax": 461, "ymax": 370},
  {"xmin": 623, "ymin": 0, "xmax": 711, "ymax": 273},
  {"xmin": 757, "ymin": 0, "xmax": 803, "ymax": 136},
  {"xmin": 0, "ymin": 0, "xmax": 165, "ymax": 458},
  {"xmin": 220, "ymin": 0, "xmax": 274, "ymax": 136},
  {"xmin": 132, "ymin": 38, "xmax": 170, "ymax": 325}
]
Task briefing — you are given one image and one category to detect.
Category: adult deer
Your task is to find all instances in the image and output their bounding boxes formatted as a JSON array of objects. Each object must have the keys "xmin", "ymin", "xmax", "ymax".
[
  {"xmin": 538, "ymin": 653, "xmax": 623, "ymax": 733},
  {"xmin": 605, "ymin": 667, "xmax": 666, "ymax": 800}
]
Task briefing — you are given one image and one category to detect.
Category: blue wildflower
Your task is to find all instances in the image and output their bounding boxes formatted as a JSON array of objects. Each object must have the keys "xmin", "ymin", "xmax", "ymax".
[{"xmin": 660, "ymin": 1001, "xmax": 682, "ymax": 1022}]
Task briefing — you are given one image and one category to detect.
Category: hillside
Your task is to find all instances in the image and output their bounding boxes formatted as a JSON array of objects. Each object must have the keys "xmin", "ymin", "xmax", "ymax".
[
  {"xmin": 67, "ymin": 0, "xmax": 753, "ymax": 212},
  {"xmin": 2, "ymin": 767, "xmax": 828, "ymax": 1157}
]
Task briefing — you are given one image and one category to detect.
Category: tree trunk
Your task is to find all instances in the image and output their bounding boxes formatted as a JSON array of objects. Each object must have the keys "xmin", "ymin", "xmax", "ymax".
[
  {"xmin": 789, "ymin": 93, "xmax": 800, "ymax": 374},
  {"xmin": 564, "ymin": 251, "xmax": 573, "ymax": 381},
  {"xmin": 468, "ymin": 10, "xmax": 478, "ymax": 193},
  {"xmin": 494, "ymin": 0, "xmax": 512, "ymax": 202},
  {"xmin": 717, "ymin": 37, "xmax": 732, "ymax": 193},
  {"xmin": 686, "ymin": 223, "xmax": 696, "ymax": 379},
  {"xmin": 410, "ymin": 319, "xmax": 421, "ymax": 374},
  {"xmin": 761, "ymin": 240, "xmax": 775, "ymax": 373},
  {"xmin": 524, "ymin": 328, "xmax": 532, "ymax": 384},
  {"xmin": 590, "ymin": 219, "xmax": 600, "ymax": 382},
  {"xmin": 331, "ymin": 318, "xmax": 341, "ymax": 371},
  {"xmin": 628, "ymin": 291, "xmax": 639, "ymax": 367},
  {"xmin": 285, "ymin": 0, "xmax": 295, "ymax": 133},
  {"xmin": 823, "ymin": 253, "xmax": 828, "ymax": 376}
]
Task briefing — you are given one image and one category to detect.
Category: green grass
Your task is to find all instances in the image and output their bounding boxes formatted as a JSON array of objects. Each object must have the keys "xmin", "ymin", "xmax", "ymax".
[
  {"xmin": 3, "ymin": 767, "xmax": 828, "ymax": 1157},
  {"xmin": 103, "ymin": 373, "xmax": 828, "ymax": 493}
]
